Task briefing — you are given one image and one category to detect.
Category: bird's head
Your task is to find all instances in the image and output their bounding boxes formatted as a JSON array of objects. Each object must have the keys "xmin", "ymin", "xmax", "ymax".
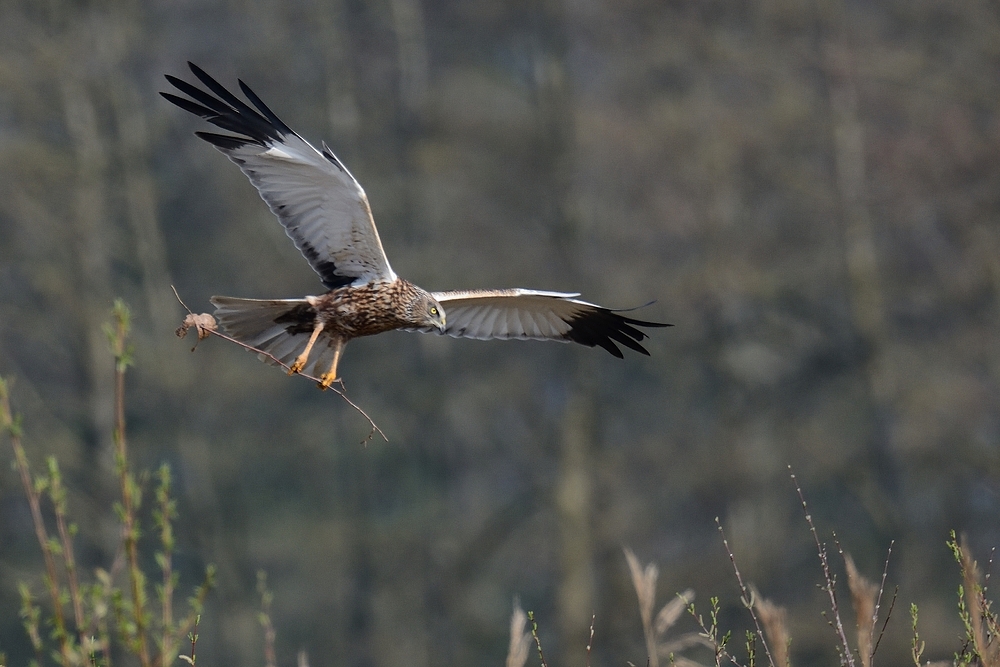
[{"xmin": 411, "ymin": 293, "xmax": 446, "ymax": 332}]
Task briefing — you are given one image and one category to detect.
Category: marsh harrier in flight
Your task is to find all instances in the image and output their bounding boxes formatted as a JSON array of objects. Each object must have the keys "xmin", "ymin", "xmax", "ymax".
[{"xmin": 163, "ymin": 63, "xmax": 668, "ymax": 387}]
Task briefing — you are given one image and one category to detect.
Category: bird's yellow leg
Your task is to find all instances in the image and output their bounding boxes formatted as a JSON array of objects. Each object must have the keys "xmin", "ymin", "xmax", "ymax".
[
  {"xmin": 318, "ymin": 340, "xmax": 344, "ymax": 390},
  {"xmin": 289, "ymin": 321, "xmax": 325, "ymax": 375}
]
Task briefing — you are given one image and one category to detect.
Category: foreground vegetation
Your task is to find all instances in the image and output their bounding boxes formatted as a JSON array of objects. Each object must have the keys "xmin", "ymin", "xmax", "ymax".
[
  {"xmin": 0, "ymin": 303, "xmax": 212, "ymax": 667},
  {"xmin": 1, "ymin": 303, "xmax": 995, "ymax": 667}
]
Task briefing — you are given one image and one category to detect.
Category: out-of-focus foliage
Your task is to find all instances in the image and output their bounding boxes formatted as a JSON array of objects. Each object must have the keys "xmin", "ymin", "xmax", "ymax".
[{"xmin": 0, "ymin": 1, "xmax": 997, "ymax": 666}]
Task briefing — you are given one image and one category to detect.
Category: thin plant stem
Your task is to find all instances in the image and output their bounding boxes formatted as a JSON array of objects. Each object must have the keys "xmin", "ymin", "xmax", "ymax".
[
  {"xmin": 715, "ymin": 518, "xmax": 778, "ymax": 667},
  {"xmin": 869, "ymin": 541, "xmax": 898, "ymax": 664},
  {"xmin": 789, "ymin": 467, "xmax": 855, "ymax": 667},
  {"xmin": 587, "ymin": 612, "xmax": 595, "ymax": 667},
  {"xmin": 527, "ymin": 611, "xmax": 549, "ymax": 667},
  {"xmin": 156, "ymin": 465, "xmax": 177, "ymax": 665},
  {"xmin": 1, "ymin": 378, "xmax": 74, "ymax": 667},
  {"xmin": 108, "ymin": 302, "xmax": 151, "ymax": 667},
  {"xmin": 179, "ymin": 615, "xmax": 200, "ymax": 666},
  {"xmin": 48, "ymin": 457, "xmax": 87, "ymax": 639},
  {"xmin": 258, "ymin": 571, "xmax": 277, "ymax": 667},
  {"xmin": 94, "ymin": 568, "xmax": 115, "ymax": 667}
]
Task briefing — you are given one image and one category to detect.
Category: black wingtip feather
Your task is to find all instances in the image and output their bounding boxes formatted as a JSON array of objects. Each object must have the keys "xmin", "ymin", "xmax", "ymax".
[
  {"xmin": 160, "ymin": 92, "xmax": 214, "ymax": 119},
  {"xmin": 162, "ymin": 65, "xmax": 291, "ymax": 148},
  {"xmin": 188, "ymin": 63, "xmax": 247, "ymax": 110},
  {"xmin": 238, "ymin": 78, "xmax": 295, "ymax": 135},
  {"xmin": 195, "ymin": 131, "xmax": 262, "ymax": 150},
  {"xmin": 566, "ymin": 309, "xmax": 669, "ymax": 358}
]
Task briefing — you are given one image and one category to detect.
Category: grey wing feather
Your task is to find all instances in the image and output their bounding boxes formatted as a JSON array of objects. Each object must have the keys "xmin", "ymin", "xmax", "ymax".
[
  {"xmin": 424, "ymin": 289, "xmax": 670, "ymax": 358},
  {"xmin": 162, "ymin": 63, "xmax": 395, "ymax": 289}
]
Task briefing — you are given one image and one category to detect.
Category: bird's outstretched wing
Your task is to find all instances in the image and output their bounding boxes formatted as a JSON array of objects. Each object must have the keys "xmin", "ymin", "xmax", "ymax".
[
  {"xmin": 161, "ymin": 62, "xmax": 396, "ymax": 289},
  {"xmin": 423, "ymin": 289, "xmax": 670, "ymax": 358}
]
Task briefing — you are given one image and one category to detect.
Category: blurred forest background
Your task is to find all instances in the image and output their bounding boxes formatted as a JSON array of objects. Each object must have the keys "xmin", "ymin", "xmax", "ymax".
[{"xmin": 1, "ymin": 0, "xmax": 999, "ymax": 666}]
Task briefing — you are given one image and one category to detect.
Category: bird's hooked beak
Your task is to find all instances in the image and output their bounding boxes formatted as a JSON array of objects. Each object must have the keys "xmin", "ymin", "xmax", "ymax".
[{"xmin": 436, "ymin": 309, "xmax": 447, "ymax": 332}]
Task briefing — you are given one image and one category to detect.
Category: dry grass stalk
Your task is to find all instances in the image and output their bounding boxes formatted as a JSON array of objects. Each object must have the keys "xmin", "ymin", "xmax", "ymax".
[
  {"xmin": 657, "ymin": 590, "xmax": 693, "ymax": 637},
  {"xmin": 625, "ymin": 547, "xmax": 662, "ymax": 667},
  {"xmin": 752, "ymin": 586, "xmax": 790, "ymax": 667},
  {"xmin": 507, "ymin": 601, "xmax": 531, "ymax": 667},
  {"xmin": 845, "ymin": 554, "xmax": 878, "ymax": 667},
  {"xmin": 625, "ymin": 548, "xmax": 707, "ymax": 667}
]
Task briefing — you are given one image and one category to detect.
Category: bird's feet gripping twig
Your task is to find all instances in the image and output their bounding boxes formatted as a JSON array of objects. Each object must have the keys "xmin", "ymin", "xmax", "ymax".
[
  {"xmin": 289, "ymin": 321, "xmax": 326, "ymax": 375},
  {"xmin": 316, "ymin": 340, "xmax": 344, "ymax": 390},
  {"xmin": 317, "ymin": 372, "xmax": 341, "ymax": 391}
]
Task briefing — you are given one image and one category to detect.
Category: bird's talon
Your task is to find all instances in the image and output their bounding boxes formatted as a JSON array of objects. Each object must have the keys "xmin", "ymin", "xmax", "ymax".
[
  {"xmin": 318, "ymin": 373, "xmax": 340, "ymax": 390},
  {"xmin": 288, "ymin": 358, "xmax": 306, "ymax": 375}
]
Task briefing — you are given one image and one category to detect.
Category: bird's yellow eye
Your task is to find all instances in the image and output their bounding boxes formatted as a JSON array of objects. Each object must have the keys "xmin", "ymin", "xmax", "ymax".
[{"xmin": 430, "ymin": 306, "xmax": 438, "ymax": 315}]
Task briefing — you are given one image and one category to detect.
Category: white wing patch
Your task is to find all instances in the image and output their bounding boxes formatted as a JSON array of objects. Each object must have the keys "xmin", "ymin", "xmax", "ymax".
[
  {"xmin": 261, "ymin": 146, "xmax": 297, "ymax": 160},
  {"xmin": 430, "ymin": 289, "xmax": 589, "ymax": 341},
  {"xmin": 422, "ymin": 288, "xmax": 668, "ymax": 357},
  {"xmin": 226, "ymin": 130, "xmax": 396, "ymax": 288}
]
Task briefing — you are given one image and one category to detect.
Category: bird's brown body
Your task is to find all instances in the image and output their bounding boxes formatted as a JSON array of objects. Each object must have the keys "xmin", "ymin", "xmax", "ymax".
[
  {"xmin": 278, "ymin": 279, "xmax": 433, "ymax": 339},
  {"xmin": 272, "ymin": 279, "xmax": 441, "ymax": 386}
]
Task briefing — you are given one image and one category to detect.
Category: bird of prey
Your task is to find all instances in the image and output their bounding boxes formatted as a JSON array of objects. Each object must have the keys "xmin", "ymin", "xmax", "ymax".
[{"xmin": 162, "ymin": 63, "xmax": 668, "ymax": 388}]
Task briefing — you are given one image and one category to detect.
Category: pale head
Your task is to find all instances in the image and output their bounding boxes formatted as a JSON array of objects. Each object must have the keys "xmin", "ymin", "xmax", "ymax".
[{"xmin": 406, "ymin": 289, "xmax": 446, "ymax": 332}]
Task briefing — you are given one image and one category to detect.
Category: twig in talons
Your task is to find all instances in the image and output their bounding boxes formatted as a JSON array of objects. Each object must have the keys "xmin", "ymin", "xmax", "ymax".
[
  {"xmin": 172, "ymin": 286, "xmax": 216, "ymax": 348},
  {"xmin": 170, "ymin": 286, "xmax": 387, "ymax": 442},
  {"xmin": 316, "ymin": 377, "xmax": 347, "ymax": 393}
]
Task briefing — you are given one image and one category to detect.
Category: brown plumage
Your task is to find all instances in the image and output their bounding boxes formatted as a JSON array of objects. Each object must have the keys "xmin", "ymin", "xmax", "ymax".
[{"xmin": 163, "ymin": 63, "xmax": 668, "ymax": 387}]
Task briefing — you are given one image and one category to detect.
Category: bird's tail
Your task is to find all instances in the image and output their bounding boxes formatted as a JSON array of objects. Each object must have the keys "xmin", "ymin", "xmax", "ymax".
[{"xmin": 211, "ymin": 296, "xmax": 338, "ymax": 376}]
